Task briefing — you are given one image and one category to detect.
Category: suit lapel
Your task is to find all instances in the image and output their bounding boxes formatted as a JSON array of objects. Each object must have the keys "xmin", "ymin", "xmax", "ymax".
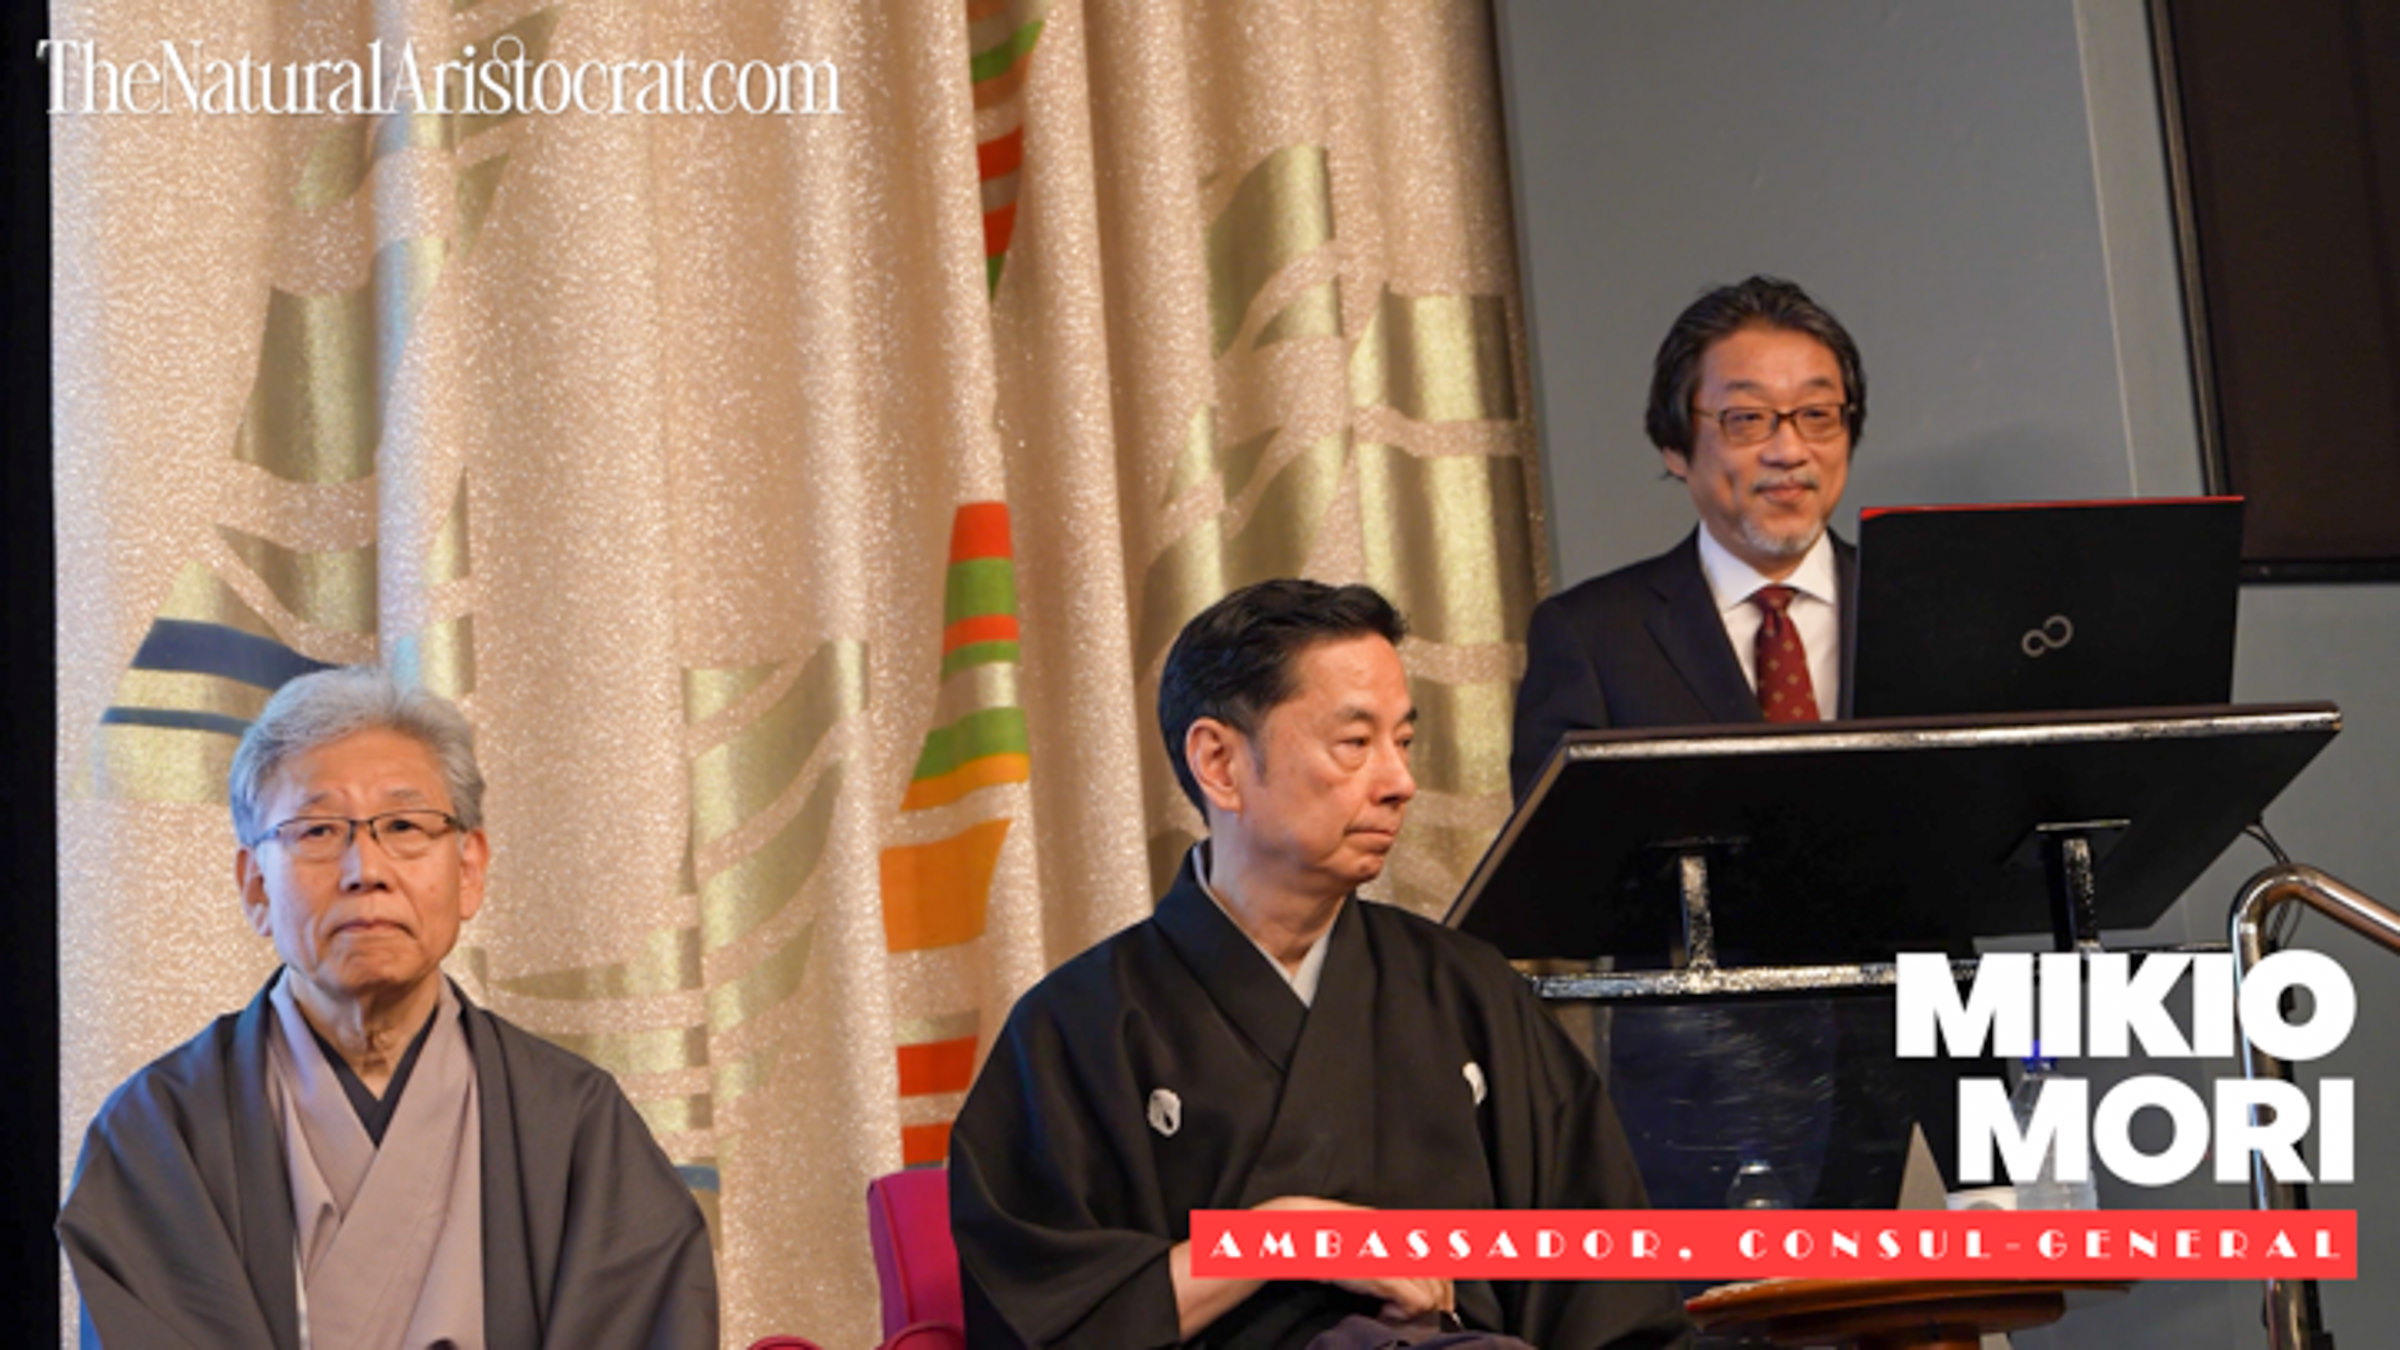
[{"xmin": 1644, "ymin": 532, "xmax": 1762, "ymax": 723}]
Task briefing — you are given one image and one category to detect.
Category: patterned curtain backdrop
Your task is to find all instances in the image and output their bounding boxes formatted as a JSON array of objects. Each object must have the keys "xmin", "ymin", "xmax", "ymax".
[{"xmin": 52, "ymin": 0, "xmax": 1543, "ymax": 1343}]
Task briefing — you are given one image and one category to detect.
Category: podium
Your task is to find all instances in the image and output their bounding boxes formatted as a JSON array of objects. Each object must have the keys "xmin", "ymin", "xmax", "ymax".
[
  {"xmin": 1444, "ymin": 703, "xmax": 2340, "ymax": 997},
  {"xmin": 1446, "ymin": 702, "xmax": 2358, "ymax": 1347}
]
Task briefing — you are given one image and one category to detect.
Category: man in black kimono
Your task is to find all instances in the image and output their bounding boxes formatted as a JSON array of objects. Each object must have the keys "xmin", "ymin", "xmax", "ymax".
[
  {"xmin": 950, "ymin": 580, "xmax": 1690, "ymax": 1349},
  {"xmin": 58, "ymin": 667, "xmax": 716, "ymax": 1349}
]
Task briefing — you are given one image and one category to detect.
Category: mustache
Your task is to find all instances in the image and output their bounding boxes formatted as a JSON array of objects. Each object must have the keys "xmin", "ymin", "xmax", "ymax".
[{"xmin": 1751, "ymin": 471, "xmax": 1820, "ymax": 494}]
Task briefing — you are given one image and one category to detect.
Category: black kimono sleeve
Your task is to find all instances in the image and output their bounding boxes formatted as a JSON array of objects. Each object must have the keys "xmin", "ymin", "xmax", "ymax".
[
  {"xmin": 1453, "ymin": 940, "xmax": 1691, "ymax": 1350},
  {"xmin": 948, "ymin": 946, "xmax": 1186, "ymax": 1349}
]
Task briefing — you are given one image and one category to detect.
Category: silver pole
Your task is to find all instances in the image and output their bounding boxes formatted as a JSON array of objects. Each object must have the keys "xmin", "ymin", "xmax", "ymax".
[{"xmin": 2229, "ymin": 864, "xmax": 2400, "ymax": 1350}]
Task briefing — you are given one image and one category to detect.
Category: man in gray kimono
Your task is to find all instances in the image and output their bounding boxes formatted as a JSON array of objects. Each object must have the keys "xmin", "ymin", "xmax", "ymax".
[{"xmin": 58, "ymin": 667, "xmax": 717, "ymax": 1350}]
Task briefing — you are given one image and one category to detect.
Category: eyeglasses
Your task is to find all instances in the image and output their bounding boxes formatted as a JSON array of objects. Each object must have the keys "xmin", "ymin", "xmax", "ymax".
[
  {"xmin": 1693, "ymin": 402, "xmax": 1852, "ymax": 446},
  {"xmin": 253, "ymin": 809, "xmax": 464, "ymax": 863}
]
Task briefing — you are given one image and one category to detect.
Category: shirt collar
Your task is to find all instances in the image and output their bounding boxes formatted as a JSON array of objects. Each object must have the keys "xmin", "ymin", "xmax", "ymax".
[{"xmin": 1694, "ymin": 524, "xmax": 1839, "ymax": 614}]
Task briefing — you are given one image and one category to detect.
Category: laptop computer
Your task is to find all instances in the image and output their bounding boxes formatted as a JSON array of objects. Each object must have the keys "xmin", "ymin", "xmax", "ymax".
[{"xmin": 1850, "ymin": 497, "xmax": 2244, "ymax": 718}]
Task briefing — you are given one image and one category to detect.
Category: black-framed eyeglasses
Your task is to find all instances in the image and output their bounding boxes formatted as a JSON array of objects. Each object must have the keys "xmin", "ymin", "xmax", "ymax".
[
  {"xmin": 1693, "ymin": 402, "xmax": 1852, "ymax": 446},
  {"xmin": 253, "ymin": 809, "xmax": 464, "ymax": 863}
]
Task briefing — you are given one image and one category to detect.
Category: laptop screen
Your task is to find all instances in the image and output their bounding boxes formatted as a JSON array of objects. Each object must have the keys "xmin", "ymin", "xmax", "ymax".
[{"xmin": 1850, "ymin": 497, "xmax": 2243, "ymax": 719}]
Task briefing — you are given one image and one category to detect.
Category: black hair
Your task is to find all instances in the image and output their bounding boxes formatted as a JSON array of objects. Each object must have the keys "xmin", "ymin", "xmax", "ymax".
[
  {"xmin": 1157, "ymin": 579, "xmax": 1408, "ymax": 814},
  {"xmin": 1644, "ymin": 275, "xmax": 1867, "ymax": 456}
]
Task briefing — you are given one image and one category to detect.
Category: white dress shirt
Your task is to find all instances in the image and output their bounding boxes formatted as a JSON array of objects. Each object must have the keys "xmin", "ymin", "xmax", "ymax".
[{"xmin": 1694, "ymin": 526, "xmax": 1841, "ymax": 720}]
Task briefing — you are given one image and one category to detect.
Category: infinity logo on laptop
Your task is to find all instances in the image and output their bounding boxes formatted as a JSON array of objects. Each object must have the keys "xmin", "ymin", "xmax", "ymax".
[{"xmin": 2020, "ymin": 614, "xmax": 2074, "ymax": 657}]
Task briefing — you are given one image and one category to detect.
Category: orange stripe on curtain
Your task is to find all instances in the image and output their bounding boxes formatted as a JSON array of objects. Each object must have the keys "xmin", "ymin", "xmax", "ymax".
[
  {"xmin": 977, "ymin": 126, "xmax": 1026, "ymax": 180},
  {"xmin": 949, "ymin": 500, "xmax": 1013, "ymax": 559},
  {"xmin": 901, "ymin": 1122, "xmax": 953, "ymax": 1167},
  {"xmin": 899, "ymin": 752, "xmax": 1028, "ymax": 813},
  {"xmin": 880, "ymin": 819, "xmax": 1011, "ymax": 951},
  {"xmin": 896, "ymin": 1035, "xmax": 978, "ymax": 1096},
  {"xmin": 941, "ymin": 612, "xmax": 1020, "ymax": 653},
  {"xmin": 982, "ymin": 203, "xmax": 1018, "ymax": 258}
]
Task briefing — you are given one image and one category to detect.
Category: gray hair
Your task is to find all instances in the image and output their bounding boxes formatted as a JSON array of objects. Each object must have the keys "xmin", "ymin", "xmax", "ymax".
[{"xmin": 229, "ymin": 666, "xmax": 487, "ymax": 845}]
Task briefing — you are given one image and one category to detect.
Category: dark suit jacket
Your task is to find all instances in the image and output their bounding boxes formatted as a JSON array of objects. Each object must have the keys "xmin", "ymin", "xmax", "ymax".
[
  {"xmin": 1507, "ymin": 529, "xmax": 1953, "ymax": 1214},
  {"xmin": 1510, "ymin": 529, "xmax": 1857, "ymax": 798}
]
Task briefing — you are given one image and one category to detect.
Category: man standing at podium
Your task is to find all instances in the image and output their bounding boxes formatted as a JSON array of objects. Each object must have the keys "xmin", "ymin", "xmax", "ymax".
[
  {"xmin": 1512, "ymin": 275, "xmax": 1860, "ymax": 773},
  {"xmin": 1510, "ymin": 276, "xmax": 1936, "ymax": 1214}
]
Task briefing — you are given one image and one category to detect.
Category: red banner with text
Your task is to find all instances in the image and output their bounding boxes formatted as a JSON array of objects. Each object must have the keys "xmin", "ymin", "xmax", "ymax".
[{"xmin": 1188, "ymin": 1210, "xmax": 2355, "ymax": 1282}]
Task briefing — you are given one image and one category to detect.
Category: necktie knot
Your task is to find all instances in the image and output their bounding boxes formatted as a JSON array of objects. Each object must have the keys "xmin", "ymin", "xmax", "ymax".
[{"xmin": 1751, "ymin": 584, "xmax": 1798, "ymax": 618}]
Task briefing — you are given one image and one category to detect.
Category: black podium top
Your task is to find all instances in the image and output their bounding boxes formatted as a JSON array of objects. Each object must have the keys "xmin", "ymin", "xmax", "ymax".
[{"xmin": 1445, "ymin": 704, "xmax": 2339, "ymax": 963}]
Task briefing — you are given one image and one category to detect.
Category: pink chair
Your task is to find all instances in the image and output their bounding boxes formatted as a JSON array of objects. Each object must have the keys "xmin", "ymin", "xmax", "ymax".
[{"xmin": 867, "ymin": 1167, "xmax": 967, "ymax": 1350}]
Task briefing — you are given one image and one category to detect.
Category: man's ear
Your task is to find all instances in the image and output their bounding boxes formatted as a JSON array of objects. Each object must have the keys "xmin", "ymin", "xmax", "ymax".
[
  {"xmin": 235, "ymin": 848, "xmax": 274, "ymax": 939},
  {"xmin": 1661, "ymin": 448, "xmax": 1690, "ymax": 481},
  {"xmin": 455, "ymin": 828, "xmax": 490, "ymax": 924},
  {"xmin": 1184, "ymin": 717, "xmax": 1249, "ymax": 818}
]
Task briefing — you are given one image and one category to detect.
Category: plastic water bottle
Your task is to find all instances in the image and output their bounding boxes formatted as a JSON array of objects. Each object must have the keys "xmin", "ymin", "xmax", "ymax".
[
  {"xmin": 2011, "ymin": 1056, "xmax": 2099, "ymax": 1210},
  {"xmin": 1725, "ymin": 1156, "xmax": 1793, "ymax": 1210}
]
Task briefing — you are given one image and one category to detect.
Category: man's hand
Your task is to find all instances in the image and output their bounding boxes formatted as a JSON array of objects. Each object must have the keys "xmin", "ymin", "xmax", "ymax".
[
  {"xmin": 1167, "ymin": 1196, "xmax": 1454, "ymax": 1336},
  {"xmin": 1259, "ymin": 1197, "xmax": 1453, "ymax": 1322}
]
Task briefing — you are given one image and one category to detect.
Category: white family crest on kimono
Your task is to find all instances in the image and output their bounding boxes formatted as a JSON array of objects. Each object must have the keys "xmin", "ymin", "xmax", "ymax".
[{"xmin": 1149, "ymin": 1088, "xmax": 1184, "ymax": 1138}]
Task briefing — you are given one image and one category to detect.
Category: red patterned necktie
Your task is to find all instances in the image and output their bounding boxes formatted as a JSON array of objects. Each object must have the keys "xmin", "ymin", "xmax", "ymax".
[{"xmin": 1751, "ymin": 585, "xmax": 1819, "ymax": 723}]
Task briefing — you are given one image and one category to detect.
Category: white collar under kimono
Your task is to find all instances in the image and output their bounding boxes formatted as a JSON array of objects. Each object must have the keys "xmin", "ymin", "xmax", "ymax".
[
  {"xmin": 1193, "ymin": 843, "xmax": 1334, "ymax": 1006},
  {"xmin": 266, "ymin": 974, "xmax": 484, "ymax": 1350}
]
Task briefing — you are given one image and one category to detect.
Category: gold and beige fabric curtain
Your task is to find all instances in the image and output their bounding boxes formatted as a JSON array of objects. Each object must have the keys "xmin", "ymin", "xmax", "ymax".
[{"xmin": 53, "ymin": 0, "xmax": 1543, "ymax": 1342}]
